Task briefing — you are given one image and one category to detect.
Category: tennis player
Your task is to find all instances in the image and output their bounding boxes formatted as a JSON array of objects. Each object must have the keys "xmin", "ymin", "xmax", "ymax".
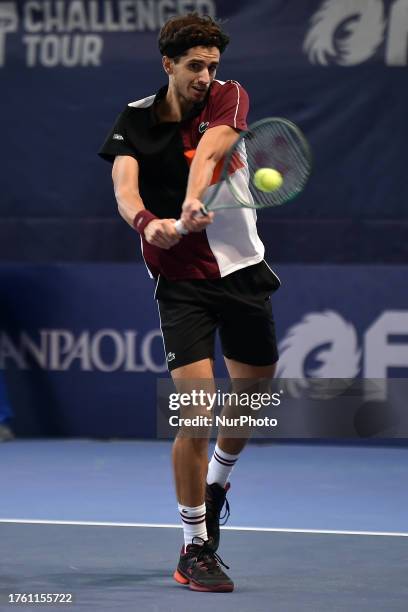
[{"xmin": 99, "ymin": 13, "xmax": 280, "ymax": 593}]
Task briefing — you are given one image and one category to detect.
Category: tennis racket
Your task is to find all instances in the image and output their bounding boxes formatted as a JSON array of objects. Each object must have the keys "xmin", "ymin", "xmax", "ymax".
[{"xmin": 174, "ymin": 117, "xmax": 312, "ymax": 235}]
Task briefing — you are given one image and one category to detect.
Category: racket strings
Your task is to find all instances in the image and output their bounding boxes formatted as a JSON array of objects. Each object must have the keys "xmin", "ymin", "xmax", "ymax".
[{"xmin": 228, "ymin": 119, "xmax": 311, "ymax": 208}]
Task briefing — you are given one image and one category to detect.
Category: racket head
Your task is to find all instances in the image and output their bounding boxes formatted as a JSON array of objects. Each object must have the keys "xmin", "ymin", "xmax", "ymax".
[{"xmin": 205, "ymin": 117, "xmax": 312, "ymax": 212}]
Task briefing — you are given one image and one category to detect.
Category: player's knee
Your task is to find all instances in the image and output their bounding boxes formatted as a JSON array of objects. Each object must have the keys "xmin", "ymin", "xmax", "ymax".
[{"xmin": 174, "ymin": 434, "xmax": 209, "ymax": 455}]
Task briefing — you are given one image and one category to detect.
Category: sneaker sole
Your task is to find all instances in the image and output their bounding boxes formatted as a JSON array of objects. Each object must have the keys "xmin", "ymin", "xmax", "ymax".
[
  {"xmin": 173, "ymin": 569, "xmax": 234, "ymax": 592},
  {"xmin": 173, "ymin": 570, "xmax": 189, "ymax": 586}
]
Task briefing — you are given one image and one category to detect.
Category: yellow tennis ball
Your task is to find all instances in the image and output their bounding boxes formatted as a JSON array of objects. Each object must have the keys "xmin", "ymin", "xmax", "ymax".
[{"xmin": 253, "ymin": 168, "xmax": 283, "ymax": 192}]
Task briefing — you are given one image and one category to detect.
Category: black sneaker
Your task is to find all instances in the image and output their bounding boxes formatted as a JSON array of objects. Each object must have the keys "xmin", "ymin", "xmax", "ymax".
[
  {"xmin": 205, "ymin": 482, "xmax": 231, "ymax": 552},
  {"xmin": 173, "ymin": 537, "xmax": 234, "ymax": 592}
]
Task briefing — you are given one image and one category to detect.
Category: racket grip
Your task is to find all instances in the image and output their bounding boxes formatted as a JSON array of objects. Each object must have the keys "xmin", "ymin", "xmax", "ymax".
[
  {"xmin": 174, "ymin": 207, "xmax": 208, "ymax": 235},
  {"xmin": 174, "ymin": 219, "xmax": 188, "ymax": 235}
]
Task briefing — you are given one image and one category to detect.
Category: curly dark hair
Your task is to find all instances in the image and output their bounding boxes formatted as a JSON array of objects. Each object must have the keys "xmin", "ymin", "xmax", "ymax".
[{"xmin": 158, "ymin": 13, "xmax": 229, "ymax": 59}]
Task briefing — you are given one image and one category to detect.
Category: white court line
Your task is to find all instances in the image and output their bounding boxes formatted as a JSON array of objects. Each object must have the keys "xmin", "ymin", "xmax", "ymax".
[{"xmin": 0, "ymin": 518, "xmax": 407, "ymax": 538}]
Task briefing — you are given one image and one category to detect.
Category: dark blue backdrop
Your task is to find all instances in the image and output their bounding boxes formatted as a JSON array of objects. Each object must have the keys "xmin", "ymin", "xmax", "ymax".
[{"xmin": 1, "ymin": 0, "xmax": 407, "ymax": 262}]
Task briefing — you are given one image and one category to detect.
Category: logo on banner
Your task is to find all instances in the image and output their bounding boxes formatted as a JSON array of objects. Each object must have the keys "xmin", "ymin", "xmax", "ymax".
[
  {"xmin": 276, "ymin": 309, "xmax": 408, "ymax": 379},
  {"xmin": 277, "ymin": 311, "xmax": 361, "ymax": 379},
  {"xmin": 304, "ymin": 0, "xmax": 408, "ymax": 66},
  {"xmin": 0, "ymin": 328, "xmax": 166, "ymax": 373},
  {"xmin": 0, "ymin": 0, "xmax": 217, "ymax": 68}
]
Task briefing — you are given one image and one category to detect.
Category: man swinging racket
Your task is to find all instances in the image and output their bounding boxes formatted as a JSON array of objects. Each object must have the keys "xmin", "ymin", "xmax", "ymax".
[{"xmin": 99, "ymin": 13, "xmax": 281, "ymax": 593}]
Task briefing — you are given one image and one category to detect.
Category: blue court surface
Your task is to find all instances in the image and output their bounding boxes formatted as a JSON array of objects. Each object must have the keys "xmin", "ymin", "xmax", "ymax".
[{"xmin": 1, "ymin": 440, "xmax": 408, "ymax": 611}]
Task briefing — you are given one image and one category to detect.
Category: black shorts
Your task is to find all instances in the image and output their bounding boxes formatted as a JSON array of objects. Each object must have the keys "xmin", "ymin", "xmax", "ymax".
[{"xmin": 156, "ymin": 261, "xmax": 280, "ymax": 371}]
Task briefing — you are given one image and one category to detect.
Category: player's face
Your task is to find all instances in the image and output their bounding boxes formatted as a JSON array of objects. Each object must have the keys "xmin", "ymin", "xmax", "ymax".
[{"xmin": 168, "ymin": 46, "xmax": 220, "ymax": 104}]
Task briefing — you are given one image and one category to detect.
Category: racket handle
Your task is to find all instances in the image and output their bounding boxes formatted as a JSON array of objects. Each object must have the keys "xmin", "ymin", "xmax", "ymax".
[
  {"xmin": 174, "ymin": 206, "xmax": 208, "ymax": 235},
  {"xmin": 175, "ymin": 219, "xmax": 188, "ymax": 235}
]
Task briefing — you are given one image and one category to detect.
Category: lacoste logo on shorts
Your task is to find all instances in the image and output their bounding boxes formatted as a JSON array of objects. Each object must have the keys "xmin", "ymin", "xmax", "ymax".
[
  {"xmin": 113, "ymin": 133, "xmax": 124, "ymax": 140},
  {"xmin": 198, "ymin": 122, "xmax": 209, "ymax": 134},
  {"xmin": 166, "ymin": 352, "xmax": 176, "ymax": 362}
]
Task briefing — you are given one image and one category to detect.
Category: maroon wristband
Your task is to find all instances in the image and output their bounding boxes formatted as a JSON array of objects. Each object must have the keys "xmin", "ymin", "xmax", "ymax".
[{"xmin": 133, "ymin": 210, "xmax": 158, "ymax": 235}]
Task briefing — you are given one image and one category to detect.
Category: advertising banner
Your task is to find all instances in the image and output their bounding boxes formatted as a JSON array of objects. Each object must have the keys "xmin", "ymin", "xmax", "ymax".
[
  {"xmin": 1, "ymin": 263, "xmax": 407, "ymax": 437},
  {"xmin": 1, "ymin": 0, "xmax": 407, "ymax": 262}
]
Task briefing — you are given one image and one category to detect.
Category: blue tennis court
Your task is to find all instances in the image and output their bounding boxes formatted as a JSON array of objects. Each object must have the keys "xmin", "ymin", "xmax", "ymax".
[{"xmin": 1, "ymin": 441, "xmax": 407, "ymax": 611}]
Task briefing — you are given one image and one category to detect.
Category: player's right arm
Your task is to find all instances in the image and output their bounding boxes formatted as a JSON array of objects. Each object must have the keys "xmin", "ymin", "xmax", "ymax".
[{"xmin": 112, "ymin": 155, "xmax": 180, "ymax": 249}]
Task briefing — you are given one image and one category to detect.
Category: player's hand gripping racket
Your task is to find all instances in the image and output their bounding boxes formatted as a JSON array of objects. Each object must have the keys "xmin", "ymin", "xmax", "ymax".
[{"xmin": 174, "ymin": 117, "xmax": 312, "ymax": 235}]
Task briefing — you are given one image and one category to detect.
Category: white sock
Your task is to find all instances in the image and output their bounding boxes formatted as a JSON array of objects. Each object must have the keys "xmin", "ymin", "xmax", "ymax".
[
  {"xmin": 178, "ymin": 503, "xmax": 207, "ymax": 550},
  {"xmin": 206, "ymin": 443, "xmax": 240, "ymax": 488}
]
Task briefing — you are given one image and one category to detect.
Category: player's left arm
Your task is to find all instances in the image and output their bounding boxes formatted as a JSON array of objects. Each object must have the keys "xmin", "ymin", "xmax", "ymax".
[{"xmin": 181, "ymin": 125, "xmax": 239, "ymax": 232}]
